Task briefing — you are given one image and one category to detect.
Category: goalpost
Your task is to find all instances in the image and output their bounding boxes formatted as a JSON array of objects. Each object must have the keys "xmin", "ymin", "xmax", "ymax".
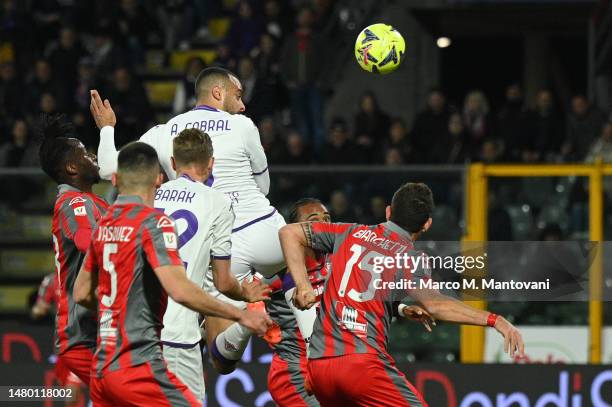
[{"xmin": 461, "ymin": 161, "xmax": 611, "ymax": 364}]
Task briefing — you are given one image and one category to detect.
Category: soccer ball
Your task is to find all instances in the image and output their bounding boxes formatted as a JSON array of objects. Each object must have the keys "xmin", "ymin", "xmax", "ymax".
[{"xmin": 354, "ymin": 23, "xmax": 405, "ymax": 74}]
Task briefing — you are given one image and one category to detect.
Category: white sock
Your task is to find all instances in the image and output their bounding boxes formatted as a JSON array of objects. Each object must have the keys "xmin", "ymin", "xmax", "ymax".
[{"xmin": 213, "ymin": 322, "xmax": 252, "ymax": 361}]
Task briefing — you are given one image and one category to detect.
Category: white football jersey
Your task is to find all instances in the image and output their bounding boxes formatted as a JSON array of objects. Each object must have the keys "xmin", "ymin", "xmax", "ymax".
[
  {"xmin": 98, "ymin": 106, "xmax": 275, "ymax": 227},
  {"xmin": 155, "ymin": 175, "xmax": 234, "ymax": 345},
  {"xmin": 162, "ymin": 106, "xmax": 274, "ymax": 227}
]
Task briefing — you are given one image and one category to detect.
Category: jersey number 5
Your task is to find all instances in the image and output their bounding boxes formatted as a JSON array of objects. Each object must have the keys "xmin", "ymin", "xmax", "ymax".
[{"xmin": 101, "ymin": 243, "xmax": 118, "ymax": 307}]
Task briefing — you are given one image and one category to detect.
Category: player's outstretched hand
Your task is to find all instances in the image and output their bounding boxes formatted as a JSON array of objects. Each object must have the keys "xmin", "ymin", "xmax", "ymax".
[
  {"xmin": 494, "ymin": 316, "xmax": 525, "ymax": 358},
  {"xmin": 242, "ymin": 279, "xmax": 272, "ymax": 302},
  {"xmin": 239, "ymin": 309, "xmax": 273, "ymax": 336},
  {"xmin": 90, "ymin": 89, "xmax": 116, "ymax": 129},
  {"xmin": 293, "ymin": 284, "xmax": 317, "ymax": 310},
  {"xmin": 402, "ymin": 305, "xmax": 436, "ymax": 332}
]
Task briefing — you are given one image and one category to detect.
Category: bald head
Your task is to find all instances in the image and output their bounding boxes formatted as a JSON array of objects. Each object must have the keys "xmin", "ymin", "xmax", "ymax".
[
  {"xmin": 194, "ymin": 67, "xmax": 246, "ymax": 114},
  {"xmin": 195, "ymin": 67, "xmax": 233, "ymax": 98}
]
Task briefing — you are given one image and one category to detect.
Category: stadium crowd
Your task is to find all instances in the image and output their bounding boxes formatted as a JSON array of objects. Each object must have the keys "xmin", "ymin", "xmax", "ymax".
[{"xmin": 0, "ymin": 0, "xmax": 608, "ymax": 169}]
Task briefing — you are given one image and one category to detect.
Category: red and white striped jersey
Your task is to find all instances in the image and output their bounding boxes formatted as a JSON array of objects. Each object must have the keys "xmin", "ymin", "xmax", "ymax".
[
  {"xmin": 84, "ymin": 195, "xmax": 183, "ymax": 377},
  {"xmin": 52, "ymin": 184, "xmax": 108, "ymax": 355},
  {"xmin": 307, "ymin": 221, "xmax": 428, "ymax": 360}
]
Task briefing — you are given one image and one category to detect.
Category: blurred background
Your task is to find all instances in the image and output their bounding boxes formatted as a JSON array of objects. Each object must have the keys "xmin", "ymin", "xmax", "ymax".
[{"xmin": 0, "ymin": 0, "xmax": 611, "ymax": 406}]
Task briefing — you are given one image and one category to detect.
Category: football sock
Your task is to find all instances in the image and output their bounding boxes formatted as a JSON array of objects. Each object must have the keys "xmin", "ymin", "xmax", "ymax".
[{"xmin": 212, "ymin": 322, "xmax": 252, "ymax": 362}]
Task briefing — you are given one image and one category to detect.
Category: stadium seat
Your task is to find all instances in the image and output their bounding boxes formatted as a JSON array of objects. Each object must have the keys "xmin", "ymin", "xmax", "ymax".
[
  {"xmin": 20, "ymin": 216, "xmax": 52, "ymax": 240},
  {"xmin": 0, "ymin": 286, "xmax": 35, "ymax": 312},
  {"xmin": 144, "ymin": 50, "xmax": 166, "ymax": 72},
  {"xmin": 208, "ymin": 18, "xmax": 231, "ymax": 39},
  {"xmin": 0, "ymin": 250, "xmax": 53, "ymax": 278},
  {"xmin": 145, "ymin": 81, "xmax": 178, "ymax": 107}
]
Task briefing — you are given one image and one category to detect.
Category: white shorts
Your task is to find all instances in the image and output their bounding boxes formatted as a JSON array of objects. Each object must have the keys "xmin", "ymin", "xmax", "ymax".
[
  {"xmin": 203, "ymin": 210, "xmax": 286, "ymax": 308},
  {"xmin": 163, "ymin": 344, "xmax": 205, "ymax": 403}
]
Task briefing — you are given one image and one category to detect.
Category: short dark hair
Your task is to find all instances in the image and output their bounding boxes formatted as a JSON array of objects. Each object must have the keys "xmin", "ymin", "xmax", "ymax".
[
  {"xmin": 173, "ymin": 128, "xmax": 213, "ymax": 167},
  {"xmin": 289, "ymin": 197, "xmax": 322, "ymax": 223},
  {"xmin": 194, "ymin": 67, "xmax": 235, "ymax": 98},
  {"xmin": 38, "ymin": 114, "xmax": 76, "ymax": 183},
  {"xmin": 390, "ymin": 182, "xmax": 435, "ymax": 233},
  {"xmin": 117, "ymin": 142, "xmax": 160, "ymax": 191}
]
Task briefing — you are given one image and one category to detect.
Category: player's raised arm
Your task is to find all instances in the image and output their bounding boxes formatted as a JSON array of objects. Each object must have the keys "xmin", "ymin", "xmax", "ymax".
[
  {"xmin": 406, "ymin": 289, "xmax": 524, "ymax": 357},
  {"xmin": 73, "ymin": 248, "xmax": 99, "ymax": 311},
  {"xmin": 90, "ymin": 89, "xmax": 118, "ymax": 180},
  {"xmin": 91, "ymin": 90, "xmax": 163, "ymax": 180},
  {"xmin": 280, "ymin": 221, "xmax": 351, "ymax": 309},
  {"xmin": 154, "ymin": 265, "xmax": 271, "ymax": 335},
  {"xmin": 279, "ymin": 223, "xmax": 315, "ymax": 309}
]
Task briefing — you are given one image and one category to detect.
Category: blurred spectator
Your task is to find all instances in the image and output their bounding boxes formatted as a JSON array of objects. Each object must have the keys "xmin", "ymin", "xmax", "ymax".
[
  {"xmin": 479, "ymin": 140, "xmax": 500, "ymax": 164},
  {"xmin": 312, "ymin": 0, "xmax": 339, "ymax": 37},
  {"xmin": 412, "ymin": 89, "xmax": 451, "ymax": 160},
  {"xmin": 497, "ymin": 83, "xmax": 529, "ymax": 161},
  {"xmin": 238, "ymin": 56, "xmax": 256, "ymax": 106},
  {"xmin": 226, "ymin": 1, "xmax": 262, "ymax": 58},
  {"xmin": 360, "ymin": 196, "xmax": 387, "ymax": 225},
  {"xmin": 116, "ymin": 0, "xmax": 160, "ymax": 67},
  {"xmin": 32, "ymin": 0, "xmax": 62, "ymax": 42},
  {"xmin": 585, "ymin": 121, "xmax": 612, "ymax": 164},
  {"xmin": 262, "ymin": 0, "xmax": 290, "ymax": 40},
  {"xmin": 173, "ymin": 56, "xmax": 206, "ymax": 115},
  {"xmin": 280, "ymin": 6, "xmax": 325, "ymax": 150},
  {"xmin": 329, "ymin": 190, "xmax": 357, "ymax": 222},
  {"xmin": 44, "ymin": 26, "xmax": 88, "ymax": 96},
  {"xmin": 0, "ymin": 62, "xmax": 24, "ymax": 121},
  {"xmin": 26, "ymin": 59, "xmax": 65, "ymax": 114},
  {"xmin": 73, "ymin": 57, "xmax": 96, "ymax": 112},
  {"xmin": 526, "ymin": 88, "xmax": 565, "ymax": 162},
  {"xmin": 354, "ymin": 91, "xmax": 390, "ymax": 156},
  {"xmin": 431, "ymin": 113, "xmax": 467, "ymax": 164},
  {"xmin": 384, "ymin": 147, "xmax": 403, "ymax": 166},
  {"xmin": 463, "ymin": 90, "xmax": 492, "ymax": 152},
  {"xmin": 160, "ymin": 0, "xmax": 195, "ymax": 52},
  {"xmin": 104, "ymin": 67, "xmax": 152, "ymax": 147},
  {"xmin": 0, "ymin": 119, "xmax": 38, "ymax": 167},
  {"xmin": 250, "ymin": 33, "xmax": 286, "ymax": 122},
  {"xmin": 212, "ymin": 42, "xmax": 237, "ymax": 71},
  {"xmin": 258, "ymin": 116, "xmax": 284, "ymax": 164},
  {"xmin": 40, "ymin": 92, "xmax": 57, "ymax": 116},
  {"xmin": 319, "ymin": 118, "xmax": 362, "ymax": 164},
  {"xmin": 0, "ymin": 0, "xmax": 31, "ymax": 60},
  {"xmin": 72, "ymin": 110, "xmax": 97, "ymax": 150},
  {"xmin": 277, "ymin": 130, "xmax": 312, "ymax": 165},
  {"xmin": 90, "ymin": 26, "xmax": 126, "ymax": 81},
  {"xmin": 563, "ymin": 94, "xmax": 606, "ymax": 161},
  {"xmin": 381, "ymin": 118, "xmax": 419, "ymax": 164}
]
